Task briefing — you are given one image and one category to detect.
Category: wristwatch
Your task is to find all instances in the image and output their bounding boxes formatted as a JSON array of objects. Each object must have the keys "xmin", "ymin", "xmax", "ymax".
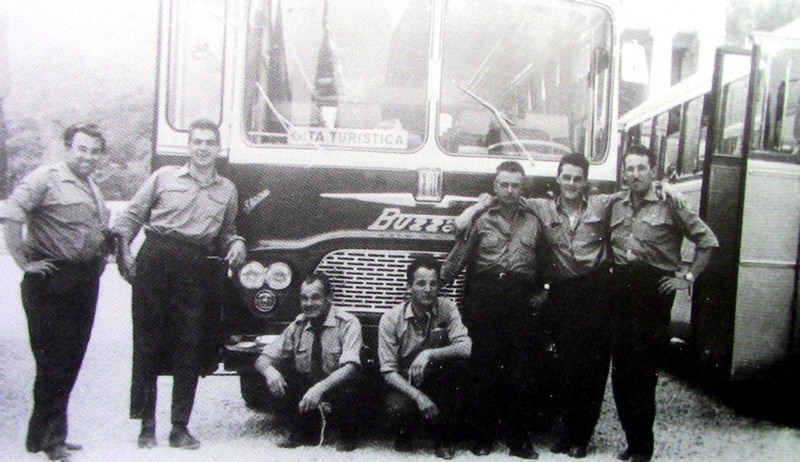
[{"xmin": 683, "ymin": 272, "xmax": 695, "ymax": 282}]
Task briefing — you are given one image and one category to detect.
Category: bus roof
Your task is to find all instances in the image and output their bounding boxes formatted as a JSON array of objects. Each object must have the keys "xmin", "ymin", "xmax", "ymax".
[{"xmin": 618, "ymin": 72, "xmax": 713, "ymax": 130}]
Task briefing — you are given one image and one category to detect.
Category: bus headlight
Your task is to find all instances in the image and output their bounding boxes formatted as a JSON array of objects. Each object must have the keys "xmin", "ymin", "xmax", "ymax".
[
  {"xmin": 253, "ymin": 289, "xmax": 277, "ymax": 313},
  {"xmin": 238, "ymin": 261, "xmax": 267, "ymax": 289},
  {"xmin": 265, "ymin": 262, "xmax": 292, "ymax": 290}
]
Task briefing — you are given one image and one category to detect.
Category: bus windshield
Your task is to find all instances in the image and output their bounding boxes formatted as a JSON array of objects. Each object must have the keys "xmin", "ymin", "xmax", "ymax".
[
  {"xmin": 242, "ymin": 0, "xmax": 431, "ymax": 151},
  {"xmin": 438, "ymin": 0, "xmax": 613, "ymax": 162}
]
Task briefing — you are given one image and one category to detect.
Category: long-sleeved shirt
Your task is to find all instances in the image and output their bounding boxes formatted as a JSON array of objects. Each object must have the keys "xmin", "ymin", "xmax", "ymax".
[
  {"xmin": 610, "ymin": 186, "xmax": 718, "ymax": 272},
  {"xmin": 113, "ymin": 165, "xmax": 241, "ymax": 250},
  {"xmin": 0, "ymin": 163, "xmax": 109, "ymax": 261}
]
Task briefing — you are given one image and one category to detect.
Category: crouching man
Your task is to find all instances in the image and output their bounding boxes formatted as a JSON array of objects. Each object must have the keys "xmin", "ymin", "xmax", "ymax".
[
  {"xmin": 254, "ymin": 272, "xmax": 363, "ymax": 451},
  {"xmin": 378, "ymin": 256, "xmax": 472, "ymax": 459}
]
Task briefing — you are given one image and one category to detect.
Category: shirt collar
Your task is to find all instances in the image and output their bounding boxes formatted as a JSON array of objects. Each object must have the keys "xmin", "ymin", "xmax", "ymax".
[
  {"xmin": 487, "ymin": 198, "xmax": 531, "ymax": 215},
  {"xmin": 621, "ymin": 185, "xmax": 659, "ymax": 204},
  {"xmin": 555, "ymin": 195, "xmax": 588, "ymax": 214},
  {"xmin": 403, "ymin": 299, "xmax": 438, "ymax": 321},
  {"xmin": 177, "ymin": 164, "xmax": 221, "ymax": 186},
  {"xmin": 301, "ymin": 306, "xmax": 338, "ymax": 330}
]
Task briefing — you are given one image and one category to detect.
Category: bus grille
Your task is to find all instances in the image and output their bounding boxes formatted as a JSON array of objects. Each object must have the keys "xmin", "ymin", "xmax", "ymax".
[{"xmin": 315, "ymin": 249, "xmax": 466, "ymax": 312}]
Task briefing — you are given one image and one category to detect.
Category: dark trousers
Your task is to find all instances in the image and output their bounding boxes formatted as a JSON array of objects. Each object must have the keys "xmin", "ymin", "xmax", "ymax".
[
  {"xmin": 462, "ymin": 273, "xmax": 547, "ymax": 447},
  {"xmin": 270, "ymin": 366, "xmax": 362, "ymax": 441},
  {"xmin": 610, "ymin": 265, "xmax": 676, "ymax": 457},
  {"xmin": 130, "ymin": 235, "xmax": 215, "ymax": 428},
  {"xmin": 22, "ymin": 260, "xmax": 102, "ymax": 453},
  {"xmin": 384, "ymin": 359, "xmax": 467, "ymax": 444},
  {"xmin": 549, "ymin": 267, "xmax": 612, "ymax": 447}
]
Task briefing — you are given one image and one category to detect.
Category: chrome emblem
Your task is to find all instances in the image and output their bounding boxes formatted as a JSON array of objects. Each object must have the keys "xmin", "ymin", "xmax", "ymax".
[{"xmin": 416, "ymin": 168, "xmax": 442, "ymax": 202}]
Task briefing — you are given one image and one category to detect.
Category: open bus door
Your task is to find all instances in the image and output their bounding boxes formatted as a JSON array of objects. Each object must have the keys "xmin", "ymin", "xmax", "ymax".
[{"xmin": 693, "ymin": 37, "xmax": 800, "ymax": 382}]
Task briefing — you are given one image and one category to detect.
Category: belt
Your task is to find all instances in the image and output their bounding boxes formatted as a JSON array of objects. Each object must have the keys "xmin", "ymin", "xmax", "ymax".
[
  {"xmin": 473, "ymin": 270, "xmax": 533, "ymax": 284},
  {"xmin": 144, "ymin": 230, "xmax": 212, "ymax": 256}
]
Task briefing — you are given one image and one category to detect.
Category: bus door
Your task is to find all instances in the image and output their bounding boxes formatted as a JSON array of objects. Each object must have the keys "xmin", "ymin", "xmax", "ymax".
[{"xmin": 694, "ymin": 37, "xmax": 800, "ymax": 381}]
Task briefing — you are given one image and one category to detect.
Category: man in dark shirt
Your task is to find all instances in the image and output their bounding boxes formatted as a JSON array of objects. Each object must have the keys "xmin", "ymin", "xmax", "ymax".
[
  {"xmin": 255, "ymin": 273, "xmax": 362, "ymax": 451},
  {"xmin": 442, "ymin": 161, "xmax": 544, "ymax": 459},
  {"xmin": 114, "ymin": 119, "xmax": 247, "ymax": 450},
  {"xmin": 610, "ymin": 145, "xmax": 717, "ymax": 462},
  {"xmin": 379, "ymin": 256, "xmax": 471, "ymax": 459},
  {"xmin": 1, "ymin": 123, "xmax": 110, "ymax": 461}
]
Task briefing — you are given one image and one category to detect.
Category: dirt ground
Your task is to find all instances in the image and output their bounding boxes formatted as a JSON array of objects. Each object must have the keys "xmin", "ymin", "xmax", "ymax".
[{"xmin": 1, "ymin": 260, "xmax": 799, "ymax": 462}]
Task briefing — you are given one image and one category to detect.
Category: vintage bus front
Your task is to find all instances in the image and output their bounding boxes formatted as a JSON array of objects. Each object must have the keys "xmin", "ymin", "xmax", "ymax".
[{"xmin": 154, "ymin": 0, "xmax": 617, "ymax": 403}]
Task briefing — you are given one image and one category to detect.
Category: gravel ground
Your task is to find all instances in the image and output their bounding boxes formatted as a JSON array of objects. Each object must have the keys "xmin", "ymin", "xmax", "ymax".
[{"xmin": 1, "ymin": 259, "xmax": 799, "ymax": 462}]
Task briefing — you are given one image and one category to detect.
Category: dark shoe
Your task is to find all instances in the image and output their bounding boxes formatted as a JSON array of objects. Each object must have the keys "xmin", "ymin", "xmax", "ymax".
[
  {"xmin": 551, "ymin": 440, "xmax": 570, "ymax": 454},
  {"xmin": 393, "ymin": 432, "xmax": 415, "ymax": 452},
  {"xmin": 617, "ymin": 449, "xmax": 651, "ymax": 462},
  {"xmin": 471, "ymin": 439, "xmax": 493, "ymax": 456},
  {"xmin": 509, "ymin": 440, "xmax": 539, "ymax": 459},
  {"xmin": 169, "ymin": 427, "xmax": 201, "ymax": 450},
  {"xmin": 44, "ymin": 445, "xmax": 71, "ymax": 461},
  {"xmin": 435, "ymin": 442, "xmax": 456, "ymax": 460},
  {"xmin": 568, "ymin": 445, "xmax": 587, "ymax": 458},
  {"xmin": 617, "ymin": 449, "xmax": 631, "ymax": 460},
  {"xmin": 138, "ymin": 431, "xmax": 157, "ymax": 449},
  {"xmin": 64, "ymin": 443, "xmax": 83, "ymax": 451},
  {"xmin": 336, "ymin": 437, "xmax": 358, "ymax": 452},
  {"xmin": 278, "ymin": 431, "xmax": 316, "ymax": 449}
]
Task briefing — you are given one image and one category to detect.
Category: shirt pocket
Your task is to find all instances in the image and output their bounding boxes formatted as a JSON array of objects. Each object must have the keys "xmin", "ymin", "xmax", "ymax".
[
  {"xmin": 638, "ymin": 208, "xmax": 674, "ymax": 243},
  {"xmin": 323, "ymin": 345, "xmax": 342, "ymax": 373},
  {"xmin": 200, "ymin": 189, "xmax": 230, "ymax": 226},
  {"xmin": 576, "ymin": 214, "xmax": 606, "ymax": 245},
  {"xmin": 159, "ymin": 185, "xmax": 193, "ymax": 210},
  {"xmin": 295, "ymin": 343, "xmax": 311, "ymax": 375},
  {"xmin": 479, "ymin": 228, "xmax": 504, "ymax": 252}
]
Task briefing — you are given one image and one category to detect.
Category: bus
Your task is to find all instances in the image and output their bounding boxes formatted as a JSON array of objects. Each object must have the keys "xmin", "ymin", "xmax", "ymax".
[
  {"xmin": 153, "ymin": 0, "xmax": 622, "ymax": 405},
  {"xmin": 618, "ymin": 26, "xmax": 800, "ymax": 383}
]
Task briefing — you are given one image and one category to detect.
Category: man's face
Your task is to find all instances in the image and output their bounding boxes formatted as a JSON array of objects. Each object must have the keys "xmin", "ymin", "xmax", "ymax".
[
  {"xmin": 556, "ymin": 164, "xmax": 587, "ymax": 201},
  {"xmin": 188, "ymin": 128, "xmax": 220, "ymax": 169},
  {"xmin": 624, "ymin": 154, "xmax": 654, "ymax": 194},
  {"xmin": 493, "ymin": 171, "xmax": 524, "ymax": 206},
  {"xmin": 64, "ymin": 132, "xmax": 104, "ymax": 179},
  {"xmin": 300, "ymin": 280, "xmax": 331, "ymax": 320},
  {"xmin": 408, "ymin": 266, "xmax": 439, "ymax": 309}
]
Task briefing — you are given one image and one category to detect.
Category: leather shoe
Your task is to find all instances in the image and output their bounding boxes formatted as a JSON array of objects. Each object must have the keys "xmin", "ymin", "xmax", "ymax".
[
  {"xmin": 278, "ymin": 431, "xmax": 315, "ymax": 449},
  {"xmin": 551, "ymin": 440, "xmax": 570, "ymax": 454},
  {"xmin": 169, "ymin": 427, "xmax": 201, "ymax": 450},
  {"xmin": 435, "ymin": 442, "xmax": 456, "ymax": 460},
  {"xmin": 471, "ymin": 439, "xmax": 493, "ymax": 456},
  {"xmin": 509, "ymin": 441, "xmax": 539, "ymax": 459},
  {"xmin": 393, "ymin": 432, "xmax": 415, "ymax": 452},
  {"xmin": 336, "ymin": 437, "xmax": 358, "ymax": 452},
  {"xmin": 138, "ymin": 431, "xmax": 157, "ymax": 449},
  {"xmin": 44, "ymin": 445, "xmax": 71, "ymax": 461},
  {"xmin": 617, "ymin": 449, "xmax": 651, "ymax": 462},
  {"xmin": 568, "ymin": 445, "xmax": 587, "ymax": 458},
  {"xmin": 64, "ymin": 443, "xmax": 83, "ymax": 451}
]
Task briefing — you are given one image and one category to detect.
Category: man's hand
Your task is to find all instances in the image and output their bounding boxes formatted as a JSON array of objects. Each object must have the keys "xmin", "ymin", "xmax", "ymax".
[
  {"xmin": 22, "ymin": 260, "xmax": 57, "ymax": 276},
  {"xmin": 658, "ymin": 276, "xmax": 690, "ymax": 294},
  {"xmin": 117, "ymin": 252, "xmax": 136, "ymax": 283},
  {"xmin": 298, "ymin": 383, "xmax": 325, "ymax": 413},
  {"xmin": 475, "ymin": 192, "xmax": 494, "ymax": 210},
  {"xmin": 226, "ymin": 240, "xmax": 246, "ymax": 269},
  {"xmin": 263, "ymin": 367, "xmax": 287, "ymax": 397},
  {"xmin": 655, "ymin": 182, "xmax": 686, "ymax": 210},
  {"xmin": 415, "ymin": 393, "xmax": 440, "ymax": 422},
  {"xmin": 408, "ymin": 350, "xmax": 432, "ymax": 387},
  {"xmin": 528, "ymin": 289, "xmax": 549, "ymax": 315}
]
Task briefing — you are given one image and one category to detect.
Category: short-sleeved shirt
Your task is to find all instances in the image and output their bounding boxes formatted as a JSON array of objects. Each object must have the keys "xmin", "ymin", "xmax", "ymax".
[
  {"xmin": 0, "ymin": 163, "xmax": 109, "ymax": 261},
  {"xmin": 525, "ymin": 195, "xmax": 616, "ymax": 282},
  {"xmin": 378, "ymin": 297, "xmax": 471, "ymax": 376},
  {"xmin": 466, "ymin": 201, "xmax": 541, "ymax": 278},
  {"xmin": 113, "ymin": 165, "xmax": 241, "ymax": 250},
  {"xmin": 610, "ymin": 186, "xmax": 719, "ymax": 272},
  {"xmin": 261, "ymin": 306, "xmax": 362, "ymax": 377}
]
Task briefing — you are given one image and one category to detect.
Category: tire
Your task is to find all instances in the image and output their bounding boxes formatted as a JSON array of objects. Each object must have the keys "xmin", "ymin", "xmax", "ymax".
[{"xmin": 239, "ymin": 373, "xmax": 269, "ymax": 410}]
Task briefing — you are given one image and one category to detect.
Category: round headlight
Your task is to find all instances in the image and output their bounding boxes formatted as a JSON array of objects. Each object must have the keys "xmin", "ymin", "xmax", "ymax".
[
  {"xmin": 253, "ymin": 289, "xmax": 277, "ymax": 313},
  {"xmin": 238, "ymin": 261, "xmax": 267, "ymax": 289},
  {"xmin": 265, "ymin": 262, "xmax": 292, "ymax": 290}
]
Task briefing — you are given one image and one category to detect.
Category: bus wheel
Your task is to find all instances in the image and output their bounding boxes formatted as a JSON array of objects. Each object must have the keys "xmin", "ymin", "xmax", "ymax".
[{"xmin": 239, "ymin": 373, "xmax": 269, "ymax": 410}]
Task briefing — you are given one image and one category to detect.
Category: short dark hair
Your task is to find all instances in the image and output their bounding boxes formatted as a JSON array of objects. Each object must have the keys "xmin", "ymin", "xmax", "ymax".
[
  {"xmin": 496, "ymin": 160, "xmax": 525, "ymax": 176},
  {"xmin": 406, "ymin": 255, "xmax": 441, "ymax": 284},
  {"xmin": 188, "ymin": 119, "xmax": 221, "ymax": 144},
  {"xmin": 624, "ymin": 144, "xmax": 656, "ymax": 168},
  {"xmin": 302, "ymin": 272, "xmax": 333, "ymax": 297},
  {"xmin": 63, "ymin": 123, "xmax": 106, "ymax": 152},
  {"xmin": 558, "ymin": 152, "xmax": 589, "ymax": 177}
]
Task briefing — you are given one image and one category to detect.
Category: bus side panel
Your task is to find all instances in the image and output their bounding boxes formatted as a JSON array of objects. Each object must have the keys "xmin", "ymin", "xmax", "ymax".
[
  {"xmin": 692, "ymin": 156, "xmax": 744, "ymax": 381},
  {"xmin": 731, "ymin": 160, "xmax": 800, "ymax": 378},
  {"xmin": 668, "ymin": 177, "xmax": 703, "ymax": 340}
]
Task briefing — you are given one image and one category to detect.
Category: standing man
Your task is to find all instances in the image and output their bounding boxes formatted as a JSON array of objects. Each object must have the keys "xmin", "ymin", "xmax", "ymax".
[
  {"xmin": 254, "ymin": 273, "xmax": 362, "ymax": 451},
  {"xmin": 610, "ymin": 145, "xmax": 717, "ymax": 462},
  {"xmin": 0, "ymin": 123, "xmax": 110, "ymax": 461},
  {"xmin": 114, "ymin": 119, "xmax": 246, "ymax": 450},
  {"xmin": 442, "ymin": 160, "xmax": 544, "ymax": 459},
  {"xmin": 379, "ymin": 256, "xmax": 471, "ymax": 460}
]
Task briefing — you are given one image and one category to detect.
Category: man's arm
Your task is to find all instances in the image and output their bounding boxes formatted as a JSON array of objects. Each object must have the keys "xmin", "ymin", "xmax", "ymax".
[
  {"xmin": 219, "ymin": 187, "xmax": 246, "ymax": 268},
  {"xmin": 3, "ymin": 221, "xmax": 55, "ymax": 275},
  {"xmin": 382, "ymin": 370, "xmax": 440, "ymax": 422},
  {"xmin": 453, "ymin": 193, "xmax": 494, "ymax": 234},
  {"xmin": 298, "ymin": 363, "xmax": 358, "ymax": 413},
  {"xmin": 658, "ymin": 246, "xmax": 713, "ymax": 294},
  {"xmin": 112, "ymin": 172, "xmax": 160, "ymax": 282},
  {"xmin": 254, "ymin": 353, "xmax": 288, "ymax": 398}
]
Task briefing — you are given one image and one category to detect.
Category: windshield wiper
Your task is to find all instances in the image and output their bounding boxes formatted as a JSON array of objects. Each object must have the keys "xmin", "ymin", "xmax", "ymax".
[{"xmin": 458, "ymin": 85, "xmax": 534, "ymax": 164}]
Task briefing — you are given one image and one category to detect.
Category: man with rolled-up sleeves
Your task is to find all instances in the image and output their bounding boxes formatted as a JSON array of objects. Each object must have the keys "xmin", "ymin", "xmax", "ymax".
[
  {"xmin": 114, "ymin": 119, "xmax": 246, "ymax": 451},
  {"xmin": 610, "ymin": 145, "xmax": 718, "ymax": 462},
  {"xmin": 1, "ymin": 123, "xmax": 110, "ymax": 461}
]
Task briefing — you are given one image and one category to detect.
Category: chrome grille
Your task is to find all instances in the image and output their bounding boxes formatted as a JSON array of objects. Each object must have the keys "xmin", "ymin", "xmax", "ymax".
[{"xmin": 315, "ymin": 249, "xmax": 466, "ymax": 312}]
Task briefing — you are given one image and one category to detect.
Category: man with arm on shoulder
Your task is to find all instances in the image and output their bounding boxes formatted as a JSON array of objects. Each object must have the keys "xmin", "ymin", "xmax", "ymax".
[
  {"xmin": 114, "ymin": 119, "xmax": 246, "ymax": 450},
  {"xmin": 254, "ymin": 272, "xmax": 362, "ymax": 451},
  {"xmin": 0, "ymin": 123, "xmax": 110, "ymax": 461},
  {"xmin": 379, "ymin": 256, "xmax": 471, "ymax": 459},
  {"xmin": 609, "ymin": 145, "xmax": 717, "ymax": 462}
]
